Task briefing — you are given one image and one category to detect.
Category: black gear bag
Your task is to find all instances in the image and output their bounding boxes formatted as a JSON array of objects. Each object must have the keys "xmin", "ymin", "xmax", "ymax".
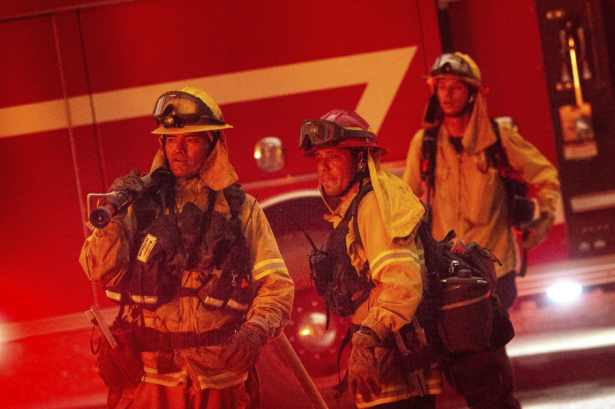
[{"xmin": 416, "ymin": 219, "xmax": 514, "ymax": 396}]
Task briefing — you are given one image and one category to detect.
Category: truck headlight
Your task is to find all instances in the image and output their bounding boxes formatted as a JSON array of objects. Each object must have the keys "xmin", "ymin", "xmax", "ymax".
[{"xmin": 546, "ymin": 281, "xmax": 582, "ymax": 303}]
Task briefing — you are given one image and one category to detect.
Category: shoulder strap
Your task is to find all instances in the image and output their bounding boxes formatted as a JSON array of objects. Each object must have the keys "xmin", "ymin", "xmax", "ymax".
[
  {"xmin": 222, "ymin": 183, "xmax": 246, "ymax": 219},
  {"xmin": 350, "ymin": 181, "xmax": 374, "ymax": 249},
  {"xmin": 489, "ymin": 119, "xmax": 531, "ymax": 276},
  {"xmin": 486, "ymin": 119, "xmax": 513, "ymax": 176},
  {"xmin": 420, "ymin": 126, "xmax": 439, "ymax": 224},
  {"xmin": 420, "ymin": 126, "xmax": 439, "ymax": 187}
]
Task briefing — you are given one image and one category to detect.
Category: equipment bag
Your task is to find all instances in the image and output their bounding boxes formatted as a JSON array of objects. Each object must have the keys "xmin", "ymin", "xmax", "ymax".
[
  {"xmin": 417, "ymin": 220, "xmax": 514, "ymax": 355},
  {"xmin": 91, "ymin": 321, "xmax": 144, "ymax": 390},
  {"xmin": 416, "ymin": 218, "xmax": 514, "ymax": 396},
  {"xmin": 441, "ymin": 350, "xmax": 501, "ymax": 396}
]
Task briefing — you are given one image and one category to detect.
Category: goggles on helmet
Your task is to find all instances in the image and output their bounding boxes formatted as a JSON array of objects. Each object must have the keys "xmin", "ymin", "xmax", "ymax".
[
  {"xmin": 298, "ymin": 119, "xmax": 376, "ymax": 151},
  {"xmin": 152, "ymin": 91, "xmax": 225, "ymax": 129},
  {"xmin": 430, "ymin": 54, "xmax": 476, "ymax": 82}
]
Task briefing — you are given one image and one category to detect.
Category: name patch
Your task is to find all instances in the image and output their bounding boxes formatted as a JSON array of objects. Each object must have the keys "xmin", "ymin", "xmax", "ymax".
[{"xmin": 137, "ymin": 234, "xmax": 157, "ymax": 262}]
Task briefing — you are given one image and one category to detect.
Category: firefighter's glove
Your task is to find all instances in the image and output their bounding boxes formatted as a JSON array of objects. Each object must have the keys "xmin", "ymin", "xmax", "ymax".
[
  {"xmin": 375, "ymin": 345, "xmax": 399, "ymax": 385},
  {"xmin": 221, "ymin": 322, "xmax": 267, "ymax": 374},
  {"xmin": 109, "ymin": 169, "xmax": 145, "ymax": 197},
  {"xmin": 449, "ymin": 237, "xmax": 466, "ymax": 255},
  {"xmin": 521, "ymin": 211, "xmax": 555, "ymax": 250},
  {"xmin": 349, "ymin": 327, "xmax": 382, "ymax": 401}
]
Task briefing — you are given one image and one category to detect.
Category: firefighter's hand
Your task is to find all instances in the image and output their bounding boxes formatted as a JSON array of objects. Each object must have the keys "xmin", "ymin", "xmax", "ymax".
[
  {"xmin": 109, "ymin": 169, "xmax": 145, "ymax": 196},
  {"xmin": 349, "ymin": 328, "xmax": 381, "ymax": 401},
  {"xmin": 449, "ymin": 237, "xmax": 466, "ymax": 254},
  {"xmin": 221, "ymin": 322, "xmax": 267, "ymax": 374},
  {"xmin": 375, "ymin": 344, "xmax": 399, "ymax": 385},
  {"xmin": 521, "ymin": 211, "xmax": 555, "ymax": 250}
]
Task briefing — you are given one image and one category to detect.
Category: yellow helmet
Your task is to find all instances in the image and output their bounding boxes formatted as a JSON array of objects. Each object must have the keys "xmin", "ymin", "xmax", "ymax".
[
  {"xmin": 427, "ymin": 52, "xmax": 482, "ymax": 88},
  {"xmin": 151, "ymin": 86, "xmax": 233, "ymax": 134}
]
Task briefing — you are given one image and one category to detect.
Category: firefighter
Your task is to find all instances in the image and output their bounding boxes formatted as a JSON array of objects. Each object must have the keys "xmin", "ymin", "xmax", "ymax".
[
  {"xmin": 299, "ymin": 110, "xmax": 442, "ymax": 408},
  {"xmin": 403, "ymin": 53, "xmax": 561, "ymax": 408},
  {"xmin": 80, "ymin": 87, "xmax": 294, "ymax": 409}
]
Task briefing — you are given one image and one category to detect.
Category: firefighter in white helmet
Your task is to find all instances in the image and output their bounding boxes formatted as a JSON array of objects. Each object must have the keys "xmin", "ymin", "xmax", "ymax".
[
  {"xmin": 403, "ymin": 53, "xmax": 560, "ymax": 408},
  {"xmin": 80, "ymin": 87, "xmax": 294, "ymax": 409}
]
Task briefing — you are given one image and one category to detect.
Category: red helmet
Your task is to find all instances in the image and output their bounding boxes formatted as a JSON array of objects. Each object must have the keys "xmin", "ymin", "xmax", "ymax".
[{"xmin": 299, "ymin": 109, "xmax": 388, "ymax": 157}]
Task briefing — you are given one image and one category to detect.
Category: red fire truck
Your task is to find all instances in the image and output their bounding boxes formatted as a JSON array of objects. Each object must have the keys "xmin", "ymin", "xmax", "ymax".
[{"xmin": 1, "ymin": 0, "xmax": 614, "ymax": 407}]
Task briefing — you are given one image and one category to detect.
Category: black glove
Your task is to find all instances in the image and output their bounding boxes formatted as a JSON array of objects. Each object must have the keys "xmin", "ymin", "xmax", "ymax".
[
  {"xmin": 220, "ymin": 323, "xmax": 268, "ymax": 373},
  {"xmin": 348, "ymin": 327, "xmax": 381, "ymax": 401},
  {"xmin": 109, "ymin": 169, "xmax": 146, "ymax": 198},
  {"xmin": 521, "ymin": 211, "xmax": 555, "ymax": 250}
]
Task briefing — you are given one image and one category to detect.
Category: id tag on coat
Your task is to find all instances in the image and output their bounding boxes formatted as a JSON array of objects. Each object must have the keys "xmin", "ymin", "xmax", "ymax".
[{"xmin": 137, "ymin": 234, "xmax": 157, "ymax": 262}]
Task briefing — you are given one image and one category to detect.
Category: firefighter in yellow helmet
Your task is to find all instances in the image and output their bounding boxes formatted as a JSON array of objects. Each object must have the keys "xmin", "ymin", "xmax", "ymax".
[
  {"xmin": 403, "ymin": 53, "xmax": 560, "ymax": 408},
  {"xmin": 80, "ymin": 87, "xmax": 294, "ymax": 409},
  {"xmin": 300, "ymin": 110, "xmax": 442, "ymax": 408}
]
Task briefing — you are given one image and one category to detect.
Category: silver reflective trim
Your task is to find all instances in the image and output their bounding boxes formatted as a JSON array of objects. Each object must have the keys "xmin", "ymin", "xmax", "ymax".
[
  {"xmin": 131, "ymin": 295, "xmax": 158, "ymax": 304},
  {"xmin": 202, "ymin": 296, "xmax": 224, "ymax": 308},
  {"xmin": 226, "ymin": 299, "xmax": 249, "ymax": 311},
  {"xmin": 106, "ymin": 290, "xmax": 121, "ymax": 302}
]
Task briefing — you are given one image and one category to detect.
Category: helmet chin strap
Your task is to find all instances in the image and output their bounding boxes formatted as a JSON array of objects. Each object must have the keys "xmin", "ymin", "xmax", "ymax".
[
  {"xmin": 205, "ymin": 131, "xmax": 220, "ymax": 159},
  {"xmin": 329, "ymin": 149, "xmax": 368, "ymax": 198},
  {"xmin": 331, "ymin": 173, "xmax": 361, "ymax": 198}
]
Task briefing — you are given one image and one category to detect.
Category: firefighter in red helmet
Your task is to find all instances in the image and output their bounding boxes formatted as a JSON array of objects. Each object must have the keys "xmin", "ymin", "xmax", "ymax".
[
  {"xmin": 300, "ymin": 110, "xmax": 442, "ymax": 408},
  {"xmin": 80, "ymin": 87, "xmax": 294, "ymax": 409}
]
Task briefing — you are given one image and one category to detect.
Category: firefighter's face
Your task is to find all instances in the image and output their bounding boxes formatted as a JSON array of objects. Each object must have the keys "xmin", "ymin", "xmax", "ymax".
[
  {"xmin": 435, "ymin": 77, "xmax": 472, "ymax": 116},
  {"xmin": 315, "ymin": 147, "xmax": 357, "ymax": 197},
  {"xmin": 164, "ymin": 132, "xmax": 211, "ymax": 178}
]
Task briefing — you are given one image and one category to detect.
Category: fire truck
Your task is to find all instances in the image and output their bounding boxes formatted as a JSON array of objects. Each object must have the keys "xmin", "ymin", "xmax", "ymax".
[{"xmin": 1, "ymin": 0, "xmax": 614, "ymax": 407}]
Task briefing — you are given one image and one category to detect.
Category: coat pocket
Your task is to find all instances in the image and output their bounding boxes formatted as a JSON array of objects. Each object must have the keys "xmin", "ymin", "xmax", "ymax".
[{"xmin": 463, "ymin": 166, "xmax": 500, "ymax": 226}]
